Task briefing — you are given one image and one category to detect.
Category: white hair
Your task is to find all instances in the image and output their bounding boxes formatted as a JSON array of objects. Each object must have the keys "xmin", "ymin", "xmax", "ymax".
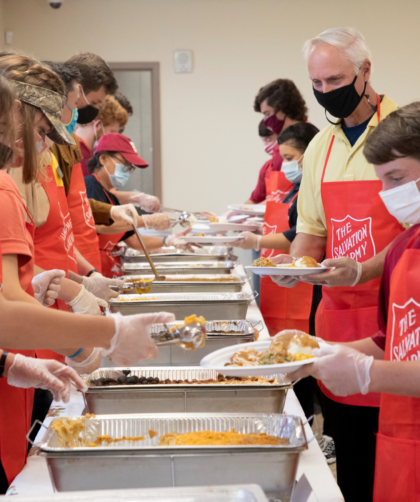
[{"xmin": 303, "ymin": 27, "xmax": 372, "ymax": 74}]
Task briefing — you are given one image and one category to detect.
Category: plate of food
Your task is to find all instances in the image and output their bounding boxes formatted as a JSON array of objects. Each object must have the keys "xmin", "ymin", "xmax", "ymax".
[
  {"xmin": 200, "ymin": 330, "xmax": 320, "ymax": 376},
  {"xmin": 192, "ymin": 222, "xmax": 259, "ymax": 233},
  {"xmin": 227, "ymin": 204, "xmax": 266, "ymax": 216},
  {"xmin": 183, "ymin": 235, "xmax": 242, "ymax": 244},
  {"xmin": 246, "ymin": 256, "xmax": 327, "ymax": 276}
]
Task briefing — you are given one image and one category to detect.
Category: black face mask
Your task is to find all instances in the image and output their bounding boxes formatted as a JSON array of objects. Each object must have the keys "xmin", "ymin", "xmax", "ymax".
[
  {"xmin": 0, "ymin": 143, "xmax": 13, "ymax": 169},
  {"xmin": 77, "ymin": 105, "xmax": 100, "ymax": 125},
  {"xmin": 313, "ymin": 73, "xmax": 367, "ymax": 122}
]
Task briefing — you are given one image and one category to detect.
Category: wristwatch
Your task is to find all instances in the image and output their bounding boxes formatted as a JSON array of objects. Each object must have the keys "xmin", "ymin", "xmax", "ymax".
[{"xmin": 0, "ymin": 351, "xmax": 9, "ymax": 378}]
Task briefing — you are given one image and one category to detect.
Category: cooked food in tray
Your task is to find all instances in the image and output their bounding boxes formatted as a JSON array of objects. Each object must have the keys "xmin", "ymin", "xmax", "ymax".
[
  {"xmin": 228, "ymin": 331, "xmax": 319, "ymax": 367},
  {"xmin": 169, "ymin": 314, "xmax": 206, "ymax": 333},
  {"xmin": 163, "ymin": 276, "xmax": 240, "ymax": 283},
  {"xmin": 159, "ymin": 430, "xmax": 288, "ymax": 446},
  {"xmin": 251, "ymin": 256, "xmax": 321, "ymax": 268},
  {"xmin": 88, "ymin": 370, "xmax": 280, "ymax": 387}
]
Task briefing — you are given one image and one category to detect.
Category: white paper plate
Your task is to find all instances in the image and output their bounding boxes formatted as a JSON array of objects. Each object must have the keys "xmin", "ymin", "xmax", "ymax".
[
  {"xmin": 192, "ymin": 223, "xmax": 258, "ymax": 233},
  {"xmin": 200, "ymin": 340, "xmax": 316, "ymax": 376},
  {"xmin": 227, "ymin": 204, "xmax": 266, "ymax": 216},
  {"xmin": 227, "ymin": 214, "xmax": 250, "ymax": 222},
  {"xmin": 246, "ymin": 265, "xmax": 327, "ymax": 276},
  {"xmin": 184, "ymin": 236, "xmax": 242, "ymax": 244}
]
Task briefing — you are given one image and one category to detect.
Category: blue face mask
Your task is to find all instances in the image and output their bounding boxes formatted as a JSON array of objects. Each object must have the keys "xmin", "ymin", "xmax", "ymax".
[
  {"xmin": 282, "ymin": 157, "xmax": 303, "ymax": 184},
  {"xmin": 108, "ymin": 160, "xmax": 131, "ymax": 189},
  {"xmin": 64, "ymin": 104, "xmax": 79, "ymax": 135}
]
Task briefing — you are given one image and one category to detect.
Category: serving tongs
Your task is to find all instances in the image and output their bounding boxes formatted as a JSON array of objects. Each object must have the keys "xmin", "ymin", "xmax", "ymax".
[
  {"xmin": 153, "ymin": 322, "xmax": 207, "ymax": 350},
  {"xmin": 131, "ymin": 222, "xmax": 166, "ymax": 281},
  {"xmin": 161, "ymin": 207, "xmax": 209, "ymax": 228}
]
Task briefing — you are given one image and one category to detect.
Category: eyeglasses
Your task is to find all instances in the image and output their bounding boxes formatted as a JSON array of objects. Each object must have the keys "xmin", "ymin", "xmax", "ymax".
[{"xmin": 111, "ymin": 155, "xmax": 135, "ymax": 173}]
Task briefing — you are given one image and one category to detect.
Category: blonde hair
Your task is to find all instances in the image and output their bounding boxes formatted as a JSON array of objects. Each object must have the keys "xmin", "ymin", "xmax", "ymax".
[
  {"xmin": 0, "ymin": 55, "xmax": 66, "ymax": 183},
  {"xmin": 98, "ymin": 95, "xmax": 128, "ymax": 128},
  {"xmin": 0, "ymin": 74, "xmax": 15, "ymax": 168}
]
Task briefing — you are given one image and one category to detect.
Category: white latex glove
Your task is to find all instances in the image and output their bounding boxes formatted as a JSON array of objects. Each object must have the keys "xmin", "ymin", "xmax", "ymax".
[
  {"xmin": 7, "ymin": 354, "xmax": 87, "ymax": 403},
  {"xmin": 231, "ymin": 231, "xmax": 261, "ymax": 250},
  {"xmin": 267, "ymin": 254, "xmax": 299, "ymax": 288},
  {"xmin": 32, "ymin": 269, "xmax": 66, "ymax": 307},
  {"xmin": 110, "ymin": 204, "xmax": 138, "ymax": 227},
  {"xmin": 143, "ymin": 214, "xmax": 171, "ymax": 231},
  {"xmin": 102, "ymin": 312, "xmax": 175, "ymax": 366},
  {"xmin": 299, "ymin": 257, "xmax": 361, "ymax": 287},
  {"xmin": 165, "ymin": 229, "xmax": 199, "ymax": 253},
  {"xmin": 130, "ymin": 192, "xmax": 161, "ymax": 213},
  {"xmin": 65, "ymin": 348, "xmax": 103, "ymax": 376},
  {"xmin": 66, "ymin": 285, "xmax": 108, "ymax": 315},
  {"xmin": 82, "ymin": 273, "xmax": 123, "ymax": 301},
  {"xmin": 288, "ymin": 344, "xmax": 374, "ymax": 396}
]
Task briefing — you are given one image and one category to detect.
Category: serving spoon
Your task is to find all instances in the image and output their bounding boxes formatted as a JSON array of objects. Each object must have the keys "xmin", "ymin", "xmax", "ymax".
[{"xmin": 153, "ymin": 322, "xmax": 207, "ymax": 350}]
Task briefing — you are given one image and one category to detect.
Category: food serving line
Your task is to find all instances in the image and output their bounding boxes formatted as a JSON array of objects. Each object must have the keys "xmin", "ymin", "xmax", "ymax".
[{"xmin": 6, "ymin": 227, "xmax": 343, "ymax": 501}]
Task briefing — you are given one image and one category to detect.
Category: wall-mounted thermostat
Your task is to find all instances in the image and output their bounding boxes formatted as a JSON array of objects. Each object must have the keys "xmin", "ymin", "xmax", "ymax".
[{"xmin": 174, "ymin": 50, "xmax": 192, "ymax": 73}]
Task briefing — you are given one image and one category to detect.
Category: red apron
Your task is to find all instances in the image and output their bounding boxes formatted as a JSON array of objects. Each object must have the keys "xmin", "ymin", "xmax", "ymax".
[
  {"xmin": 316, "ymin": 100, "xmax": 405, "ymax": 406},
  {"xmin": 0, "ymin": 207, "xmax": 35, "ymax": 485},
  {"xmin": 264, "ymin": 147, "xmax": 293, "ymax": 202},
  {"xmin": 67, "ymin": 163, "xmax": 102, "ymax": 272},
  {"xmin": 260, "ymin": 192, "xmax": 313, "ymax": 335},
  {"xmin": 373, "ymin": 226, "xmax": 420, "ymax": 502},
  {"xmin": 34, "ymin": 165, "xmax": 77, "ymax": 363},
  {"xmin": 93, "ymin": 174, "xmax": 126, "ymax": 278}
]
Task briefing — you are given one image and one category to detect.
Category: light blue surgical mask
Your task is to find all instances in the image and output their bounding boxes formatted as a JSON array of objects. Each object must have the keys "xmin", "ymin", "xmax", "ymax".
[
  {"xmin": 107, "ymin": 159, "xmax": 131, "ymax": 189},
  {"xmin": 282, "ymin": 156, "xmax": 303, "ymax": 184},
  {"xmin": 64, "ymin": 104, "xmax": 79, "ymax": 135}
]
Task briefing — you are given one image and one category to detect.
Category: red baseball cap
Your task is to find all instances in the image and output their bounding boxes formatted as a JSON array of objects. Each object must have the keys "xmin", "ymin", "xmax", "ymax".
[{"xmin": 94, "ymin": 133, "xmax": 149, "ymax": 168}]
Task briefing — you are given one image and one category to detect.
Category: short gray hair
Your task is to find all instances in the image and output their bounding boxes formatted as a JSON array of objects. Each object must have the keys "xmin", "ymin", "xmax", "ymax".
[{"xmin": 303, "ymin": 27, "xmax": 372, "ymax": 74}]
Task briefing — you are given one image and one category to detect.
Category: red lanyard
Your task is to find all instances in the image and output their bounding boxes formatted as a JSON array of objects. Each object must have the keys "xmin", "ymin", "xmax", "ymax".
[
  {"xmin": 321, "ymin": 94, "xmax": 382, "ymax": 183},
  {"xmin": 93, "ymin": 174, "xmax": 115, "ymax": 206}
]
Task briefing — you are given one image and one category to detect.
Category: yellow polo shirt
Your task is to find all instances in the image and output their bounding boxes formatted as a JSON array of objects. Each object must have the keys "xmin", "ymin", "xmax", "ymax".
[{"xmin": 297, "ymin": 95, "xmax": 398, "ymax": 237}]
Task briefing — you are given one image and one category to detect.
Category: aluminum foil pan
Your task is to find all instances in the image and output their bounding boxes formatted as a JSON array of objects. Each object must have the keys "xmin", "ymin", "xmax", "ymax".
[
  {"xmin": 122, "ymin": 261, "xmax": 235, "ymax": 270},
  {"xmin": 151, "ymin": 320, "xmax": 257, "ymax": 338},
  {"xmin": 39, "ymin": 413, "xmax": 307, "ymax": 452},
  {"xmin": 122, "ymin": 274, "xmax": 246, "ymax": 284},
  {"xmin": 111, "ymin": 292, "xmax": 254, "ymax": 303},
  {"xmin": 125, "ymin": 246, "xmax": 230, "ymax": 257}
]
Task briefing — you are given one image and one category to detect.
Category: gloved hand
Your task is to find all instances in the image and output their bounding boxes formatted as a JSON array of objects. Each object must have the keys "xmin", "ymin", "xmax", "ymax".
[
  {"xmin": 299, "ymin": 257, "xmax": 361, "ymax": 287},
  {"xmin": 231, "ymin": 231, "xmax": 261, "ymax": 250},
  {"xmin": 165, "ymin": 229, "xmax": 199, "ymax": 253},
  {"xmin": 65, "ymin": 348, "xmax": 103, "ymax": 376},
  {"xmin": 7, "ymin": 354, "xmax": 87, "ymax": 403},
  {"xmin": 110, "ymin": 204, "xmax": 138, "ymax": 227},
  {"xmin": 130, "ymin": 192, "xmax": 161, "ymax": 213},
  {"xmin": 143, "ymin": 214, "xmax": 171, "ymax": 231},
  {"xmin": 32, "ymin": 269, "xmax": 66, "ymax": 307},
  {"xmin": 288, "ymin": 344, "xmax": 374, "ymax": 396},
  {"xmin": 102, "ymin": 312, "xmax": 176, "ymax": 366},
  {"xmin": 268, "ymin": 254, "xmax": 299, "ymax": 288},
  {"xmin": 82, "ymin": 273, "xmax": 123, "ymax": 301},
  {"xmin": 66, "ymin": 285, "xmax": 108, "ymax": 315}
]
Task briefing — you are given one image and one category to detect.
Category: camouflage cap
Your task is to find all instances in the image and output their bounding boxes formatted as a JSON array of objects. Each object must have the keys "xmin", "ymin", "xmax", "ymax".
[{"xmin": 9, "ymin": 80, "xmax": 75, "ymax": 146}]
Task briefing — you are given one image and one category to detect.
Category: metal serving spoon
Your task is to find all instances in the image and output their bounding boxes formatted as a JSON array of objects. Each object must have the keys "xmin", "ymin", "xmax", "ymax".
[
  {"xmin": 161, "ymin": 207, "xmax": 209, "ymax": 228},
  {"xmin": 131, "ymin": 222, "xmax": 166, "ymax": 281},
  {"xmin": 153, "ymin": 322, "xmax": 207, "ymax": 350}
]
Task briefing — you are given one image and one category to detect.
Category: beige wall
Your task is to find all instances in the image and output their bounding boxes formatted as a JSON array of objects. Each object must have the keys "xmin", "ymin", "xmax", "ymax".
[{"xmin": 3, "ymin": 0, "xmax": 420, "ymax": 213}]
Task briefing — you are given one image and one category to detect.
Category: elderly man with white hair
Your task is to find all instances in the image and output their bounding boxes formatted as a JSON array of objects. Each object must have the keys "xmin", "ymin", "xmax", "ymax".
[{"xmin": 271, "ymin": 27, "xmax": 405, "ymax": 501}]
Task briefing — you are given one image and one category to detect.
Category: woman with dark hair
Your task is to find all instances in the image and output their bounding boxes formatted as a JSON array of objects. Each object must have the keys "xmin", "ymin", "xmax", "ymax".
[{"xmin": 85, "ymin": 133, "xmax": 194, "ymax": 277}]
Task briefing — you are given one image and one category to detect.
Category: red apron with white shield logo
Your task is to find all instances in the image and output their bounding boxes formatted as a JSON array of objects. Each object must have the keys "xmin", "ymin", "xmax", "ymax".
[
  {"xmin": 316, "ymin": 108, "xmax": 405, "ymax": 406},
  {"xmin": 93, "ymin": 174, "xmax": 126, "ymax": 278},
  {"xmin": 0, "ymin": 204, "xmax": 36, "ymax": 485},
  {"xmin": 264, "ymin": 147, "xmax": 294, "ymax": 202},
  {"xmin": 67, "ymin": 162, "xmax": 102, "ymax": 272},
  {"xmin": 260, "ymin": 189, "xmax": 313, "ymax": 335},
  {"xmin": 373, "ymin": 226, "xmax": 420, "ymax": 502},
  {"xmin": 34, "ymin": 164, "xmax": 77, "ymax": 363}
]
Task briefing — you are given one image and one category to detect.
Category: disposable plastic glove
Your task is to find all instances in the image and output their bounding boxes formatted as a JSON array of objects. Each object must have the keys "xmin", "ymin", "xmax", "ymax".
[
  {"xmin": 268, "ymin": 254, "xmax": 299, "ymax": 288},
  {"xmin": 32, "ymin": 269, "xmax": 66, "ymax": 307},
  {"xmin": 7, "ymin": 354, "xmax": 87, "ymax": 403},
  {"xmin": 130, "ymin": 192, "xmax": 161, "ymax": 213},
  {"xmin": 66, "ymin": 285, "xmax": 108, "ymax": 315},
  {"xmin": 102, "ymin": 312, "xmax": 175, "ymax": 366},
  {"xmin": 165, "ymin": 229, "xmax": 199, "ymax": 253},
  {"xmin": 288, "ymin": 344, "xmax": 374, "ymax": 397},
  {"xmin": 65, "ymin": 348, "xmax": 103, "ymax": 376},
  {"xmin": 82, "ymin": 273, "xmax": 123, "ymax": 301},
  {"xmin": 231, "ymin": 231, "xmax": 261, "ymax": 250},
  {"xmin": 110, "ymin": 204, "xmax": 138, "ymax": 227},
  {"xmin": 142, "ymin": 214, "xmax": 171, "ymax": 231}
]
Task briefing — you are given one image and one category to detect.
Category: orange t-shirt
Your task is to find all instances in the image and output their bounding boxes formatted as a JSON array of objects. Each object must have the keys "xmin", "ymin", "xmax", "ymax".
[{"xmin": 0, "ymin": 170, "xmax": 34, "ymax": 292}]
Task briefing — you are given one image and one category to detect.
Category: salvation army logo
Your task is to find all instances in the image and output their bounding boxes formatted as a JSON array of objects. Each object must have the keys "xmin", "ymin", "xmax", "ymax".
[
  {"xmin": 80, "ymin": 191, "xmax": 95, "ymax": 229},
  {"xmin": 271, "ymin": 189, "xmax": 287, "ymax": 203},
  {"xmin": 390, "ymin": 298, "xmax": 420, "ymax": 362},
  {"xmin": 57, "ymin": 201, "xmax": 75, "ymax": 253},
  {"xmin": 330, "ymin": 215, "xmax": 376, "ymax": 261},
  {"xmin": 103, "ymin": 240, "xmax": 118, "ymax": 251},
  {"xmin": 261, "ymin": 222, "xmax": 277, "ymax": 258}
]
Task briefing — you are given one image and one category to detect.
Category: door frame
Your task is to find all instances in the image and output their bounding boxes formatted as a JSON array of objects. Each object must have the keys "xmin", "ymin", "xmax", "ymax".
[{"xmin": 108, "ymin": 62, "xmax": 162, "ymax": 199}]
